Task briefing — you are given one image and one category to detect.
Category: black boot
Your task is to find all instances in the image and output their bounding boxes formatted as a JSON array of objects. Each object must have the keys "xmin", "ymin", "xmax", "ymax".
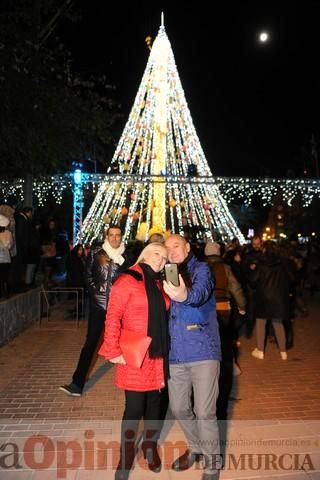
[
  {"xmin": 115, "ymin": 458, "xmax": 131, "ymax": 480},
  {"xmin": 171, "ymin": 450, "xmax": 203, "ymax": 471},
  {"xmin": 114, "ymin": 466, "xmax": 130, "ymax": 480},
  {"xmin": 115, "ymin": 428, "xmax": 136, "ymax": 480},
  {"xmin": 141, "ymin": 441, "xmax": 162, "ymax": 473}
]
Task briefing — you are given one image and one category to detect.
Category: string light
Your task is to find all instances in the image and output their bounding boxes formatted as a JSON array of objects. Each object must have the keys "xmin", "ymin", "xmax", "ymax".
[
  {"xmin": 80, "ymin": 25, "xmax": 246, "ymax": 244},
  {"xmin": 1, "ymin": 174, "xmax": 320, "ymax": 239},
  {"xmin": 1, "ymin": 28, "xmax": 319, "ymax": 241}
]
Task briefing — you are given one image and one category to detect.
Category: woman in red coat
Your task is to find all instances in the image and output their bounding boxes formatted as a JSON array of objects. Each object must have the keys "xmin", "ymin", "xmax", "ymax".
[{"xmin": 99, "ymin": 242, "xmax": 169, "ymax": 480}]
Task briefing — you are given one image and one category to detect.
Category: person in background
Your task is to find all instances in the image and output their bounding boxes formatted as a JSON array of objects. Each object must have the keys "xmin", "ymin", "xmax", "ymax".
[
  {"xmin": 226, "ymin": 236, "xmax": 241, "ymax": 252},
  {"xmin": 84, "ymin": 244, "xmax": 91, "ymax": 257},
  {"xmin": 25, "ymin": 219, "xmax": 42, "ymax": 288},
  {"xmin": 148, "ymin": 233, "xmax": 165, "ymax": 244},
  {"xmin": 66, "ymin": 244, "xmax": 86, "ymax": 315},
  {"xmin": 59, "ymin": 226, "xmax": 135, "ymax": 396},
  {"xmin": 250, "ymin": 241, "xmax": 291, "ymax": 361},
  {"xmin": 224, "ymin": 247, "xmax": 247, "ymax": 291},
  {"xmin": 40, "ymin": 217, "xmax": 58, "ymax": 287},
  {"xmin": 66, "ymin": 244, "xmax": 86, "ymax": 288},
  {"xmin": 0, "ymin": 195, "xmax": 17, "ymax": 259},
  {"xmin": 55, "ymin": 229, "xmax": 70, "ymax": 278},
  {"xmin": 243, "ymin": 235, "xmax": 263, "ymax": 337},
  {"xmin": 0, "ymin": 214, "xmax": 13, "ymax": 298},
  {"xmin": 223, "ymin": 246, "xmax": 248, "ymax": 344},
  {"xmin": 120, "ymin": 239, "xmax": 144, "ymax": 272},
  {"xmin": 163, "ymin": 234, "xmax": 221, "ymax": 480},
  {"xmin": 204, "ymin": 240, "xmax": 246, "ymax": 420},
  {"xmin": 99, "ymin": 242, "xmax": 169, "ymax": 480},
  {"xmin": 15, "ymin": 206, "xmax": 33, "ymax": 291}
]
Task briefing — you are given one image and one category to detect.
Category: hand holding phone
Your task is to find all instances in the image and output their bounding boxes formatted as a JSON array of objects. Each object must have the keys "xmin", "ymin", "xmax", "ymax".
[
  {"xmin": 163, "ymin": 268, "xmax": 187, "ymax": 302},
  {"xmin": 164, "ymin": 263, "xmax": 180, "ymax": 286}
]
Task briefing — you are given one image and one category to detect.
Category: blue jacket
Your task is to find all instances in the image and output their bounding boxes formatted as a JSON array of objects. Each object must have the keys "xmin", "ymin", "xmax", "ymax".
[{"xmin": 169, "ymin": 254, "xmax": 221, "ymax": 363}]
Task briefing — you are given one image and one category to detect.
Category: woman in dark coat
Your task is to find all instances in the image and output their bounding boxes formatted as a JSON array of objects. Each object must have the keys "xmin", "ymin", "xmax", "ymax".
[
  {"xmin": 66, "ymin": 244, "xmax": 85, "ymax": 289},
  {"xmin": 250, "ymin": 241, "xmax": 291, "ymax": 360}
]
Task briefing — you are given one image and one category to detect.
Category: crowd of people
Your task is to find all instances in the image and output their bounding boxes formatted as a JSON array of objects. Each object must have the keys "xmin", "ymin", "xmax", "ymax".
[
  {"xmin": 1, "ymin": 196, "xmax": 319, "ymax": 480},
  {"xmin": 58, "ymin": 225, "xmax": 318, "ymax": 480},
  {"xmin": 0, "ymin": 196, "xmax": 71, "ymax": 298}
]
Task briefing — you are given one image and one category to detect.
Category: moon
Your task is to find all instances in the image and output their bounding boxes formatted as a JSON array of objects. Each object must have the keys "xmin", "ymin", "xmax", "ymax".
[{"xmin": 259, "ymin": 31, "xmax": 269, "ymax": 43}]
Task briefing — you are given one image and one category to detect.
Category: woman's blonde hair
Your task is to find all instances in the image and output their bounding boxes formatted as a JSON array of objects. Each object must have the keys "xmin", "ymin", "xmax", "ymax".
[{"xmin": 135, "ymin": 242, "xmax": 167, "ymax": 265}]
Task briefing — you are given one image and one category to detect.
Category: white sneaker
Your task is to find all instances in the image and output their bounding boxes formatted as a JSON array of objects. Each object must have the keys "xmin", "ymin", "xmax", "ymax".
[
  {"xmin": 280, "ymin": 351, "xmax": 287, "ymax": 360},
  {"xmin": 251, "ymin": 348, "xmax": 264, "ymax": 360}
]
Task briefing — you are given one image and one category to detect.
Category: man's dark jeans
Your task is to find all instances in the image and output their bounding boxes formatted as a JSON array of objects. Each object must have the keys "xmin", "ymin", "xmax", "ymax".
[{"xmin": 72, "ymin": 301, "xmax": 105, "ymax": 389}]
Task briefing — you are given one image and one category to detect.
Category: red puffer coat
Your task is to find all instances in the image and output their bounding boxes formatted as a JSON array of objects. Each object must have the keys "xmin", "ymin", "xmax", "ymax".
[{"xmin": 99, "ymin": 264, "xmax": 170, "ymax": 392}]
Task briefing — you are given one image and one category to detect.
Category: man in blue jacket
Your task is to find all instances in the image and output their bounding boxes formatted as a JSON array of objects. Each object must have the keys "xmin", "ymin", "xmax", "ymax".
[{"xmin": 163, "ymin": 234, "xmax": 221, "ymax": 480}]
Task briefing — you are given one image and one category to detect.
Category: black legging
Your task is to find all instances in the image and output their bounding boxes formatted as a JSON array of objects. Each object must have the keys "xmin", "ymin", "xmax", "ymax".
[{"xmin": 119, "ymin": 389, "xmax": 162, "ymax": 469}]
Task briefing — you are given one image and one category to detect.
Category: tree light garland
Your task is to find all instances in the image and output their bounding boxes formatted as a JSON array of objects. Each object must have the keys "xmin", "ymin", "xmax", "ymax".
[
  {"xmin": 79, "ymin": 24, "xmax": 246, "ymax": 244},
  {"xmin": 1, "ymin": 30, "xmax": 319, "ymax": 240}
]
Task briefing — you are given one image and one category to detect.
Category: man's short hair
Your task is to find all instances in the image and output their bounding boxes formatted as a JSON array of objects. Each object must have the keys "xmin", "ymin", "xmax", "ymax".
[
  {"xmin": 148, "ymin": 233, "xmax": 165, "ymax": 244},
  {"xmin": 106, "ymin": 224, "xmax": 122, "ymax": 236}
]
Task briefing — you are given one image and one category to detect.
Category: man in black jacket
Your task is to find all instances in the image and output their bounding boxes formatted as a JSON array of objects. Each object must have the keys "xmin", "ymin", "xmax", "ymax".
[{"xmin": 59, "ymin": 225, "xmax": 126, "ymax": 396}]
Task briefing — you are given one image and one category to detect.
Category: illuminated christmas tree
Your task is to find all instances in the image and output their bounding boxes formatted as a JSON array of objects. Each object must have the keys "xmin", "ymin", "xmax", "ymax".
[{"xmin": 81, "ymin": 20, "xmax": 245, "ymax": 244}]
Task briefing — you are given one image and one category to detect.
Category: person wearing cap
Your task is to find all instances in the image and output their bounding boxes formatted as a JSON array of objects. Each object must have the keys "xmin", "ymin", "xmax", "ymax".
[{"xmin": 0, "ymin": 214, "xmax": 13, "ymax": 298}]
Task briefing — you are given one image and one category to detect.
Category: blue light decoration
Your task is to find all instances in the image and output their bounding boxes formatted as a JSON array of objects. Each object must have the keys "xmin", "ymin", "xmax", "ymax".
[{"xmin": 72, "ymin": 162, "xmax": 84, "ymax": 246}]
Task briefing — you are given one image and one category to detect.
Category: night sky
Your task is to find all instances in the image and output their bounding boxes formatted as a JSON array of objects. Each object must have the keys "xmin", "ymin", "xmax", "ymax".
[{"xmin": 59, "ymin": 1, "xmax": 320, "ymax": 178}]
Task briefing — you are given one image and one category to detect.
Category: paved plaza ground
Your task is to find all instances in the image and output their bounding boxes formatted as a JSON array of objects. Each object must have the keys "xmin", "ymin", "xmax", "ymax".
[{"xmin": 0, "ymin": 292, "xmax": 319, "ymax": 479}]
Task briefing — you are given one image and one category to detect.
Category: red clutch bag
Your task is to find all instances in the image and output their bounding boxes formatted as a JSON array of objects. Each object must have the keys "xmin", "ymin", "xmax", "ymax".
[{"xmin": 119, "ymin": 329, "xmax": 151, "ymax": 368}]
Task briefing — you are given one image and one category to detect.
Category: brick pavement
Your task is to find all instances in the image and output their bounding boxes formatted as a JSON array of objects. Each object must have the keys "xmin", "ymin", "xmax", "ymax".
[{"xmin": 0, "ymin": 293, "xmax": 319, "ymax": 479}]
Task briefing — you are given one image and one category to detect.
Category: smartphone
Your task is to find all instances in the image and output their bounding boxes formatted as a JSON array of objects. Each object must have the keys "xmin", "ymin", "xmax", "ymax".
[{"xmin": 164, "ymin": 263, "xmax": 180, "ymax": 286}]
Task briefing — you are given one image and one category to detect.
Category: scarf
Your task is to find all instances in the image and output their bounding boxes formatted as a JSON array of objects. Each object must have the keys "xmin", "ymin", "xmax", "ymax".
[
  {"xmin": 102, "ymin": 239, "xmax": 125, "ymax": 265},
  {"xmin": 140, "ymin": 263, "xmax": 169, "ymax": 379}
]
